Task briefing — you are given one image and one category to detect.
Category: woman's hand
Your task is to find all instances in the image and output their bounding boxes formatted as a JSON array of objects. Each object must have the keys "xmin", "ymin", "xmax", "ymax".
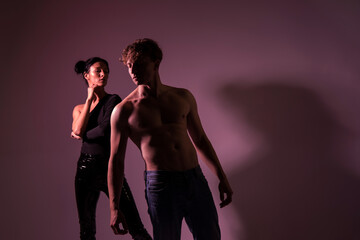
[
  {"xmin": 71, "ymin": 131, "xmax": 82, "ymax": 140},
  {"xmin": 87, "ymin": 83, "xmax": 97, "ymax": 101}
]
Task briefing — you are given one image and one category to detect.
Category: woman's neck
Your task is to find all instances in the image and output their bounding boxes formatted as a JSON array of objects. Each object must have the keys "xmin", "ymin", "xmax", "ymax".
[{"xmin": 94, "ymin": 88, "xmax": 107, "ymax": 100}]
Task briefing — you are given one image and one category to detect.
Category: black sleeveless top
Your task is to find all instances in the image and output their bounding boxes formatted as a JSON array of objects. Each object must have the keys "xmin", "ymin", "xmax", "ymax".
[{"xmin": 81, "ymin": 94, "xmax": 121, "ymax": 156}]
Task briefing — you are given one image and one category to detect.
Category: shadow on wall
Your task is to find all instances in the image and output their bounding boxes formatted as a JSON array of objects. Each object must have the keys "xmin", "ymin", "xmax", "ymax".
[{"xmin": 217, "ymin": 82, "xmax": 360, "ymax": 240}]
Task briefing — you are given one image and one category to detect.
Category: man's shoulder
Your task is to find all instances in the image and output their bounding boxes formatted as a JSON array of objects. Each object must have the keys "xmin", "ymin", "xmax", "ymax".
[
  {"xmin": 165, "ymin": 86, "xmax": 199, "ymax": 110},
  {"xmin": 114, "ymin": 99, "xmax": 133, "ymax": 113},
  {"xmin": 122, "ymin": 89, "xmax": 139, "ymax": 106},
  {"xmin": 112, "ymin": 91, "xmax": 137, "ymax": 117},
  {"xmin": 165, "ymin": 85, "xmax": 192, "ymax": 97}
]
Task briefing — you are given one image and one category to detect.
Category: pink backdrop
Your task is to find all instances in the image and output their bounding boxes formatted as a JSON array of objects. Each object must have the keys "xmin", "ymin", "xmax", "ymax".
[{"xmin": 1, "ymin": 0, "xmax": 359, "ymax": 239}]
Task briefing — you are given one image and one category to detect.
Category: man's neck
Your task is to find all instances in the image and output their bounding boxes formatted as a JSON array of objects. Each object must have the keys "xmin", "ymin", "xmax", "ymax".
[{"xmin": 138, "ymin": 74, "xmax": 163, "ymax": 98}]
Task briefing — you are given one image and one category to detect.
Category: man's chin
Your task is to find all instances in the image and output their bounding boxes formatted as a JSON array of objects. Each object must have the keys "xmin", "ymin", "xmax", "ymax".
[{"xmin": 136, "ymin": 80, "xmax": 146, "ymax": 85}]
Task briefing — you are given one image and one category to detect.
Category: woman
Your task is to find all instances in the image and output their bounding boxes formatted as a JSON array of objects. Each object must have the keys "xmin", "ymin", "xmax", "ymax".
[{"xmin": 71, "ymin": 57, "xmax": 152, "ymax": 240}]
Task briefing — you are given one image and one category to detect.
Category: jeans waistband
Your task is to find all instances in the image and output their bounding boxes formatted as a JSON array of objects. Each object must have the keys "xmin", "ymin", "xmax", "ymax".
[{"xmin": 144, "ymin": 165, "xmax": 203, "ymax": 181}]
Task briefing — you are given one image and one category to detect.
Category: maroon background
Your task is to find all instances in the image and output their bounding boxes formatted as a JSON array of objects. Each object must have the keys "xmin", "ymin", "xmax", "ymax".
[{"xmin": 1, "ymin": 0, "xmax": 359, "ymax": 239}]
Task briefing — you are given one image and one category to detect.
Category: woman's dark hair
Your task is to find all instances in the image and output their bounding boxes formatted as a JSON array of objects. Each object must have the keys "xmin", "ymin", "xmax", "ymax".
[{"xmin": 74, "ymin": 57, "xmax": 109, "ymax": 85}]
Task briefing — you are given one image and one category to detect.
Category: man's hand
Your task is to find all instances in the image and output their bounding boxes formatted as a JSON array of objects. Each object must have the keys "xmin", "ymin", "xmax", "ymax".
[
  {"xmin": 219, "ymin": 179, "xmax": 233, "ymax": 208},
  {"xmin": 110, "ymin": 209, "xmax": 128, "ymax": 235}
]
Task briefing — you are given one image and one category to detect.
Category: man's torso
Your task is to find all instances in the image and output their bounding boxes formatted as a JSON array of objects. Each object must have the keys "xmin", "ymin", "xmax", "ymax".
[{"xmin": 125, "ymin": 86, "xmax": 199, "ymax": 171}]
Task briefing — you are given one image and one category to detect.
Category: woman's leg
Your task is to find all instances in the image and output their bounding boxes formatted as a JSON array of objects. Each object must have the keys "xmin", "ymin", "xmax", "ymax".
[{"xmin": 75, "ymin": 155, "xmax": 101, "ymax": 240}]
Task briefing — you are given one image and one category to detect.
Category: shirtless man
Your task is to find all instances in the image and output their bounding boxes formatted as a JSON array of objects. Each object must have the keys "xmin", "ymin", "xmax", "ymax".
[{"xmin": 108, "ymin": 38, "xmax": 233, "ymax": 240}]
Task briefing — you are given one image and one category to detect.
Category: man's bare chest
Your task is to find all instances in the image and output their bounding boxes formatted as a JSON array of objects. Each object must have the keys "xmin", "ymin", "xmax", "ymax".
[{"xmin": 128, "ymin": 95, "xmax": 189, "ymax": 129}]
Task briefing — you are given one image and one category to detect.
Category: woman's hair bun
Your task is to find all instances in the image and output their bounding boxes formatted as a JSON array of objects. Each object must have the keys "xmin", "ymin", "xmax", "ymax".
[{"xmin": 74, "ymin": 60, "xmax": 86, "ymax": 74}]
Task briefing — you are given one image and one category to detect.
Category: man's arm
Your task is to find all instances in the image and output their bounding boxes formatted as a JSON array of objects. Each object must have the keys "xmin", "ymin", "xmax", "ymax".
[
  {"xmin": 108, "ymin": 103, "xmax": 130, "ymax": 234},
  {"xmin": 185, "ymin": 90, "xmax": 233, "ymax": 208}
]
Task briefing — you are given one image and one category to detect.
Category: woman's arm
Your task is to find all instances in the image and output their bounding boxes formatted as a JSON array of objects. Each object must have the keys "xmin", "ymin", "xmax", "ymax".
[
  {"xmin": 71, "ymin": 86, "xmax": 95, "ymax": 138},
  {"xmin": 71, "ymin": 100, "xmax": 92, "ymax": 137}
]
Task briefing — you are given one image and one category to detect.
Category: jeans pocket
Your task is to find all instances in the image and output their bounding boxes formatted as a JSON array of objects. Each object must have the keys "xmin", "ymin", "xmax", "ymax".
[
  {"xmin": 147, "ymin": 177, "xmax": 169, "ymax": 192},
  {"xmin": 146, "ymin": 176, "xmax": 171, "ymax": 208}
]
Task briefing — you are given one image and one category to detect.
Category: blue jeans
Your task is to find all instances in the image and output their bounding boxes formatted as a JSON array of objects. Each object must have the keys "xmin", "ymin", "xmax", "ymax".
[{"xmin": 144, "ymin": 166, "xmax": 220, "ymax": 240}]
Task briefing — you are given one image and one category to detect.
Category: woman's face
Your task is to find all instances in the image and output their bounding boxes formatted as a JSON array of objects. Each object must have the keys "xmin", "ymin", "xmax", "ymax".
[{"xmin": 84, "ymin": 61, "xmax": 109, "ymax": 88}]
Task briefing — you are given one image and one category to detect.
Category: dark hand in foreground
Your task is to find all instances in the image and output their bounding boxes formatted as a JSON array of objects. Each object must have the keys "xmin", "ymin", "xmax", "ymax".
[
  {"xmin": 110, "ymin": 209, "xmax": 128, "ymax": 235},
  {"xmin": 219, "ymin": 179, "xmax": 233, "ymax": 208}
]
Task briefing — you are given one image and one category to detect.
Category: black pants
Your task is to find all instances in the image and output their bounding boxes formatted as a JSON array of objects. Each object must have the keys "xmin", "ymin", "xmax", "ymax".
[{"xmin": 75, "ymin": 153, "xmax": 149, "ymax": 240}]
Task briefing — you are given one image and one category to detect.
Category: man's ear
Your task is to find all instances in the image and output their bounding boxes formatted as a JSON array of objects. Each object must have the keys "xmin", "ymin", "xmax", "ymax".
[{"xmin": 154, "ymin": 60, "xmax": 160, "ymax": 70}]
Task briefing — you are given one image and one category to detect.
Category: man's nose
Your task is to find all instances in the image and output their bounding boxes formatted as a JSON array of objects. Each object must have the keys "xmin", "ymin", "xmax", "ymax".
[
  {"xmin": 130, "ymin": 67, "xmax": 135, "ymax": 75},
  {"xmin": 131, "ymin": 65, "xmax": 139, "ymax": 75}
]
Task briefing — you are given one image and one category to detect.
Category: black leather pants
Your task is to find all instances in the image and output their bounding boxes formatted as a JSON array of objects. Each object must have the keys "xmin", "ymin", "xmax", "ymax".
[{"xmin": 75, "ymin": 153, "xmax": 152, "ymax": 240}]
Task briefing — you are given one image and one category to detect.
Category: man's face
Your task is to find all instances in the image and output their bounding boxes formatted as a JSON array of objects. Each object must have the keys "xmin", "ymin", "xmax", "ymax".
[{"xmin": 126, "ymin": 56, "xmax": 157, "ymax": 85}]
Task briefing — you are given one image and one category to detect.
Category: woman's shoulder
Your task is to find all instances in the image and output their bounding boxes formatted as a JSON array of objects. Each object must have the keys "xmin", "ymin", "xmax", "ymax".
[
  {"xmin": 103, "ymin": 93, "xmax": 121, "ymax": 105},
  {"xmin": 73, "ymin": 103, "xmax": 85, "ymax": 113},
  {"xmin": 107, "ymin": 93, "xmax": 122, "ymax": 101},
  {"xmin": 72, "ymin": 104, "xmax": 85, "ymax": 118}
]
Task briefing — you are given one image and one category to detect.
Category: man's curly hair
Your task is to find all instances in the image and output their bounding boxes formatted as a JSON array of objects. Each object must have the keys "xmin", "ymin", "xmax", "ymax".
[{"xmin": 121, "ymin": 38, "xmax": 163, "ymax": 65}]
